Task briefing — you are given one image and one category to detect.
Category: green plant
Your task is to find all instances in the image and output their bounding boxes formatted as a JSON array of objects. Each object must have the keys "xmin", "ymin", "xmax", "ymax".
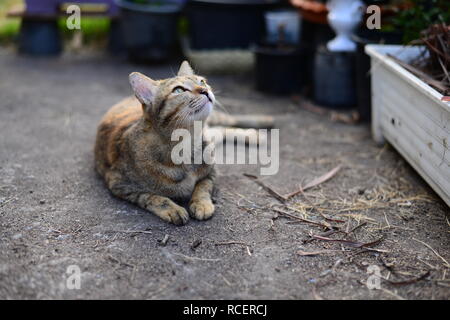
[
  {"xmin": 58, "ymin": 17, "xmax": 110, "ymax": 44},
  {"xmin": 0, "ymin": 0, "xmax": 22, "ymax": 44},
  {"xmin": 0, "ymin": 20, "xmax": 20, "ymax": 43},
  {"xmin": 393, "ymin": 0, "xmax": 450, "ymax": 43}
]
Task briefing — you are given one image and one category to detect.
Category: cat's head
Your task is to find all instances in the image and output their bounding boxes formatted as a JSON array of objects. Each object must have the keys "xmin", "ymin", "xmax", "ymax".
[{"xmin": 129, "ymin": 61, "xmax": 215, "ymax": 128}]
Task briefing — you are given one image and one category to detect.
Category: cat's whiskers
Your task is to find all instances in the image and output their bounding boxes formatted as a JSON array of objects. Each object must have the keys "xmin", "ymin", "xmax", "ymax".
[
  {"xmin": 214, "ymin": 99, "xmax": 230, "ymax": 115},
  {"xmin": 171, "ymin": 97, "xmax": 199, "ymax": 126},
  {"xmin": 174, "ymin": 107, "xmax": 190, "ymax": 127}
]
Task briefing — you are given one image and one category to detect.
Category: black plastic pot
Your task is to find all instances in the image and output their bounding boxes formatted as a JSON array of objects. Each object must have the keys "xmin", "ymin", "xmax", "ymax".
[
  {"xmin": 108, "ymin": 20, "xmax": 126, "ymax": 55},
  {"xmin": 354, "ymin": 29, "xmax": 403, "ymax": 121},
  {"xmin": 253, "ymin": 43, "xmax": 307, "ymax": 95},
  {"xmin": 314, "ymin": 46, "xmax": 356, "ymax": 109},
  {"xmin": 116, "ymin": 0, "xmax": 182, "ymax": 62},
  {"xmin": 18, "ymin": 19, "xmax": 62, "ymax": 56},
  {"xmin": 299, "ymin": 19, "xmax": 335, "ymax": 97},
  {"xmin": 187, "ymin": 0, "xmax": 280, "ymax": 50}
]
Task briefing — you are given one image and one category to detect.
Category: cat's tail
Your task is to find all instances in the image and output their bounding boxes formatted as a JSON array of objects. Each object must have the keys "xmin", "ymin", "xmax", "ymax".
[{"xmin": 208, "ymin": 110, "xmax": 274, "ymax": 129}]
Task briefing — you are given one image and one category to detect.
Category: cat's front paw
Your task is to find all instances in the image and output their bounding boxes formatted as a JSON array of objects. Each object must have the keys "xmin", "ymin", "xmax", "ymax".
[
  {"xmin": 149, "ymin": 201, "xmax": 189, "ymax": 226},
  {"xmin": 159, "ymin": 205, "xmax": 190, "ymax": 226},
  {"xmin": 145, "ymin": 195, "xmax": 190, "ymax": 226},
  {"xmin": 189, "ymin": 199, "xmax": 215, "ymax": 221}
]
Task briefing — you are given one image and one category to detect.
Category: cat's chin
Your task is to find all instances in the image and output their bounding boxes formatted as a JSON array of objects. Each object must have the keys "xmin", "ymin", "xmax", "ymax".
[{"xmin": 190, "ymin": 101, "xmax": 213, "ymax": 122}]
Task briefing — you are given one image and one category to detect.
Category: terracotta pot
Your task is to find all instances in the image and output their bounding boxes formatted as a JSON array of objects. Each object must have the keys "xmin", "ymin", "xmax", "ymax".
[{"xmin": 290, "ymin": 0, "xmax": 328, "ymax": 25}]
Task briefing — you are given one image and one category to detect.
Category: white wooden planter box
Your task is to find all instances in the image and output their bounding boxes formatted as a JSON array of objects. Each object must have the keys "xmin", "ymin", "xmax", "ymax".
[{"xmin": 365, "ymin": 45, "xmax": 450, "ymax": 207}]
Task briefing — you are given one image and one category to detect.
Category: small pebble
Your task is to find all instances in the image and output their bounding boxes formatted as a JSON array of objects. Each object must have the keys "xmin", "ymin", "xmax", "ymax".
[
  {"xmin": 12, "ymin": 233, "xmax": 22, "ymax": 240},
  {"xmin": 158, "ymin": 234, "xmax": 170, "ymax": 246},
  {"xmin": 39, "ymin": 199, "xmax": 46, "ymax": 204},
  {"xmin": 191, "ymin": 239, "xmax": 202, "ymax": 250}
]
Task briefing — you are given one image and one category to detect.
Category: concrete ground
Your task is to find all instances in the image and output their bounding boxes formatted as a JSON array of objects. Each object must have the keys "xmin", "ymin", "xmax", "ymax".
[{"xmin": 0, "ymin": 49, "xmax": 449, "ymax": 299}]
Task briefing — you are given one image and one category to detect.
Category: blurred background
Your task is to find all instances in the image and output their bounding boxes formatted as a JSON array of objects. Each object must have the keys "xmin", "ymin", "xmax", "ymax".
[{"xmin": 1, "ymin": 0, "xmax": 448, "ymax": 118}]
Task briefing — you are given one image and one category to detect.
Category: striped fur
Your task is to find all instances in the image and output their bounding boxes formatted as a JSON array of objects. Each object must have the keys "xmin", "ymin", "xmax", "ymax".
[{"xmin": 94, "ymin": 61, "xmax": 273, "ymax": 225}]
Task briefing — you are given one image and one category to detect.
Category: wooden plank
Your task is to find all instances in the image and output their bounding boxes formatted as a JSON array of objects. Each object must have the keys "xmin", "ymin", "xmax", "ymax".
[
  {"xmin": 380, "ymin": 63, "xmax": 450, "ymax": 136},
  {"xmin": 377, "ymin": 61, "xmax": 450, "ymax": 171},
  {"xmin": 379, "ymin": 73, "xmax": 450, "ymax": 156},
  {"xmin": 366, "ymin": 45, "xmax": 449, "ymax": 109},
  {"xmin": 380, "ymin": 103, "xmax": 450, "ymax": 168},
  {"xmin": 387, "ymin": 54, "xmax": 449, "ymax": 94},
  {"xmin": 368, "ymin": 45, "xmax": 450, "ymax": 207},
  {"xmin": 380, "ymin": 106, "xmax": 450, "ymax": 173},
  {"xmin": 381, "ymin": 117, "xmax": 450, "ymax": 206}
]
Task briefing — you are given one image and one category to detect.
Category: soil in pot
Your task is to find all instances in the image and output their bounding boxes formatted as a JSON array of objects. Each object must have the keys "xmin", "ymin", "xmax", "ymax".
[
  {"xmin": 314, "ymin": 45, "xmax": 356, "ymax": 109},
  {"xmin": 354, "ymin": 28, "xmax": 403, "ymax": 121},
  {"xmin": 186, "ymin": 0, "xmax": 280, "ymax": 50},
  {"xmin": 18, "ymin": 19, "xmax": 62, "ymax": 56},
  {"xmin": 117, "ymin": 0, "xmax": 183, "ymax": 62},
  {"xmin": 253, "ymin": 43, "xmax": 308, "ymax": 95}
]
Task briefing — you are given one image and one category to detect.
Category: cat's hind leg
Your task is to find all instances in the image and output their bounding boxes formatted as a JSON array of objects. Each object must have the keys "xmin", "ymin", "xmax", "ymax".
[{"xmin": 104, "ymin": 170, "xmax": 189, "ymax": 225}]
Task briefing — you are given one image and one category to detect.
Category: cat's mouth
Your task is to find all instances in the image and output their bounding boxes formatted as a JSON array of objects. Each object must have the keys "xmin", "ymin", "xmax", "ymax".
[
  {"xmin": 205, "ymin": 93, "xmax": 213, "ymax": 103},
  {"xmin": 192, "ymin": 96, "xmax": 212, "ymax": 112}
]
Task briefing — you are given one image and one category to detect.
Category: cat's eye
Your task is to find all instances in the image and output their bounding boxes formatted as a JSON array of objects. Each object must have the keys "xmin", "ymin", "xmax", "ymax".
[
  {"xmin": 200, "ymin": 79, "xmax": 207, "ymax": 86},
  {"xmin": 173, "ymin": 86, "xmax": 185, "ymax": 94}
]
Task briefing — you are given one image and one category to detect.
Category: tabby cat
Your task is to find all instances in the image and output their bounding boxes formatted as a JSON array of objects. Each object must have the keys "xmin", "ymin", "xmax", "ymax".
[{"xmin": 95, "ymin": 61, "xmax": 273, "ymax": 225}]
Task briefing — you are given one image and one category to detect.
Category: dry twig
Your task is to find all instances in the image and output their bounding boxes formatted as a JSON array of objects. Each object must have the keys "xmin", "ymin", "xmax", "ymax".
[
  {"xmin": 413, "ymin": 238, "xmax": 450, "ymax": 268},
  {"xmin": 284, "ymin": 165, "xmax": 342, "ymax": 199},
  {"xmin": 243, "ymin": 173, "xmax": 287, "ymax": 202}
]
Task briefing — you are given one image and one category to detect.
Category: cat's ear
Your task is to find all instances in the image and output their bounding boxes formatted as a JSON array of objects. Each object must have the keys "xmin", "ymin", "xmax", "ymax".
[
  {"xmin": 177, "ymin": 60, "xmax": 194, "ymax": 77},
  {"xmin": 129, "ymin": 72, "xmax": 157, "ymax": 105}
]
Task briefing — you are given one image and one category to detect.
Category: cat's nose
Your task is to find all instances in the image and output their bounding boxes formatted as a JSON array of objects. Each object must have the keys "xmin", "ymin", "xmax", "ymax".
[
  {"xmin": 195, "ymin": 87, "xmax": 208, "ymax": 95},
  {"xmin": 195, "ymin": 86, "xmax": 212, "ymax": 102}
]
